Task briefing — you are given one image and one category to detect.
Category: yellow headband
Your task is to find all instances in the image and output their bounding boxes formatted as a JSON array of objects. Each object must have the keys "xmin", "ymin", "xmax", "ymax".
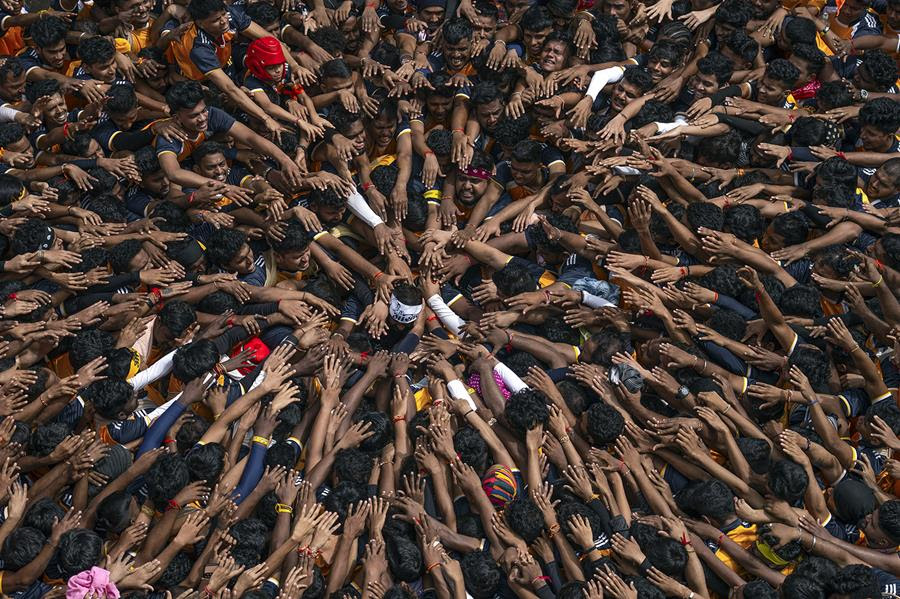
[
  {"xmin": 755, "ymin": 540, "xmax": 791, "ymax": 568},
  {"xmin": 126, "ymin": 349, "xmax": 142, "ymax": 380}
]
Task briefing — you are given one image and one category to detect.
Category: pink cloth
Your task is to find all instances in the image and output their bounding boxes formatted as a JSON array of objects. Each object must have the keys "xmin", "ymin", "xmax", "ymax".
[
  {"xmin": 67, "ymin": 567, "xmax": 120, "ymax": 599},
  {"xmin": 467, "ymin": 370, "xmax": 511, "ymax": 401}
]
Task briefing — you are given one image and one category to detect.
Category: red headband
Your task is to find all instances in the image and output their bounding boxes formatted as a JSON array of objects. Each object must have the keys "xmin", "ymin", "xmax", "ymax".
[{"xmin": 461, "ymin": 166, "xmax": 491, "ymax": 180}]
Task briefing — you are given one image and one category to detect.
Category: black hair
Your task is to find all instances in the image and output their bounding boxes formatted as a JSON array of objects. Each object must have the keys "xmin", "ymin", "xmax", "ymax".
[
  {"xmin": 188, "ymin": 0, "xmax": 226, "ymax": 20},
  {"xmin": 645, "ymin": 537, "xmax": 688, "ymax": 576},
  {"xmin": 860, "ymin": 97, "xmax": 900, "ymax": 134},
  {"xmin": 69, "ymin": 329, "xmax": 115, "ymax": 370},
  {"xmin": 308, "ymin": 188, "xmax": 347, "ymax": 209},
  {"xmin": 309, "ymin": 27, "xmax": 346, "ymax": 56},
  {"xmin": 460, "ymin": 551, "xmax": 503, "ymax": 599},
  {"xmin": 860, "ymin": 50, "xmax": 900, "ymax": 91},
  {"xmin": 454, "ymin": 426, "xmax": 489, "ymax": 472},
  {"xmin": 736, "ymin": 437, "xmax": 771, "ymax": 474},
  {"xmin": 816, "ymin": 157, "xmax": 858, "ymax": 188},
  {"xmin": 206, "ymin": 228, "xmax": 248, "ymax": 267},
  {"xmin": 511, "ymin": 140, "xmax": 543, "ymax": 164},
  {"xmin": 370, "ymin": 164, "xmax": 399, "ymax": 196},
  {"xmin": 158, "ymin": 300, "xmax": 197, "ymax": 339},
  {"xmin": 766, "ymin": 58, "xmax": 801, "ymax": 87},
  {"xmin": 186, "ymin": 442, "xmax": 226, "ymax": 483},
  {"xmin": 724, "ymin": 204, "xmax": 764, "ymax": 244},
  {"xmin": 230, "ymin": 518, "xmax": 269, "ymax": 553},
  {"xmin": 696, "ymin": 131, "xmax": 741, "ymax": 165},
  {"xmin": 493, "ymin": 261, "xmax": 536, "ymax": 296},
  {"xmin": 469, "ymin": 81, "xmax": 502, "ymax": 106},
  {"xmin": 686, "ymin": 201, "xmax": 724, "ymax": 231},
  {"xmin": 779, "ymin": 574, "xmax": 823, "ymax": 599},
  {"xmin": 29, "ymin": 16, "xmax": 68, "ymax": 47},
  {"xmin": 504, "ymin": 388, "xmax": 550, "ymax": 434},
  {"xmin": 794, "ymin": 556, "xmax": 839, "ymax": 588},
  {"xmin": 271, "ymin": 220, "xmax": 315, "ymax": 254},
  {"xmin": 768, "ymin": 459, "xmax": 809, "ymax": 503},
  {"xmin": 0, "ymin": 58, "xmax": 23, "ymax": 84},
  {"xmin": 789, "ymin": 346, "xmax": 830, "ymax": 392},
  {"xmin": 320, "ymin": 58, "xmax": 352, "ymax": 81},
  {"xmin": 585, "ymin": 402, "xmax": 624, "ymax": 445},
  {"xmin": 11, "ymin": 219, "xmax": 54, "ymax": 255},
  {"xmin": 790, "ymin": 117, "xmax": 830, "ymax": 147},
  {"xmin": 157, "ymin": 552, "xmax": 192, "ymax": 589},
  {"xmin": 827, "ymin": 564, "xmax": 880, "ymax": 598},
  {"xmin": 166, "ymin": 80, "xmax": 205, "ymax": 113},
  {"xmin": 24, "ymin": 78, "xmax": 61, "ymax": 105},
  {"xmin": 587, "ymin": 326, "xmax": 629, "ymax": 366},
  {"xmin": 0, "ymin": 123, "xmax": 24, "ymax": 149},
  {"xmin": 334, "ymin": 448, "xmax": 374, "ymax": 484},
  {"xmin": 145, "ymin": 453, "xmax": 189, "ymax": 510},
  {"xmin": 152, "ymin": 202, "xmax": 191, "ymax": 233},
  {"xmin": 723, "ymin": 30, "xmax": 758, "ymax": 64},
  {"xmin": 87, "ymin": 378, "xmax": 134, "ymax": 420},
  {"xmin": 425, "ymin": 129, "xmax": 452, "ymax": 156},
  {"xmin": 504, "ymin": 497, "xmax": 545, "ymax": 542},
  {"xmin": 556, "ymin": 380, "xmax": 589, "ymax": 416},
  {"xmin": 95, "ymin": 491, "xmax": 133, "ymax": 535},
  {"xmin": 78, "ymin": 35, "xmax": 115, "ymax": 65},
  {"xmin": 443, "ymin": 17, "xmax": 473, "ymax": 44},
  {"xmin": 621, "ymin": 66, "xmax": 654, "ymax": 94},
  {"xmin": 697, "ymin": 51, "xmax": 734, "ymax": 85},
  {"xmin": 816, "ymin": 80, "xmax": 853, "ymax": 110},
  {"xmin": 56, "ymin": 529, "xmax": 103, "ymax": 579},
  {"xmin": 384, "ymin": 529, "xmax": 422, "ymax": 582},
  {"xmin": 779, "ymin": 284, "xmax": 824, "ymax": 319},
  {"xmin": 329, "ymin": 106, "xmax": 362, "ymax": 136},
  {"xmin": 2, "ymin": 527, "xmax": 45, "ymax": 570},
  {"xmin": 521, "ymin": 5, "xmax": 553, "ymax": 31},
  {"xmin": 707, "ymin": 307, "xmax": 747, "ymax": 341},
  {"xmin": 492, "ymin": 114, "xmax": 533, "ymax": 148},
  {"xmin": 772, "ymin": 212, "xmax": 810, "ymax": 246},
  {"xmin": 23, "ymin": 498, "xmax": 65, "ymax": 537},
  {"xmin": 30, "ymin": 422, "xmax": 70, "ymax": 457},
  {"xmin": 740, "ymin": 581, "xmax": 777, "ymax": 599},
  {"xmin": 244, "ymin": 1, "xmax": 279, "ymax": 26},
  {"xmin": 108, "ymin": 239, "xmax": 143, "ymax": 273},
  {"xmin": 714, "ymin": 0, "xmax": 752, "ymax": 29},
  {"xmin": 648, "ymin": 40, "xmax": 683, "ymax": 68},
  {"xmin": 193, "ymin": 140, "xmax": 228, "ymax": 164},
  {"xmin": 172, "ymin": 339, "xmax": 219, "ymax": 382},
  {"xmin": 783, "ymin": 16, "xmax": 817, "ymax": 45},
  {"xmin": 675, "ymin": 479, "xmax": 734, "ymax": 521},
  {"xmin": 792, "ymin": 43, "xmax": 825, "ymax": 74}
]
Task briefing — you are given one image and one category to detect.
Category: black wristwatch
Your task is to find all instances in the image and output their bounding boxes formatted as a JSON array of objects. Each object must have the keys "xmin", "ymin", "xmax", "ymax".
[{"xmin": 676, "ymin": 385, "xmax": 690, "ymax": 400}]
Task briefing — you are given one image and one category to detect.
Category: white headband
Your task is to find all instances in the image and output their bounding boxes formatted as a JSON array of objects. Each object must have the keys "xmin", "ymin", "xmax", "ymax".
[{"xmin": 389, "ymin": 296, "xmax": 422, "ymax": 324}]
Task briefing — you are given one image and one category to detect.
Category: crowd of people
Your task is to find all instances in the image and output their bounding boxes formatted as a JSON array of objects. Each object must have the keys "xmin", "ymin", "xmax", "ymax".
[{"xmin": 3, "ymin": 0, "xmax": 900, "ymax": 595}]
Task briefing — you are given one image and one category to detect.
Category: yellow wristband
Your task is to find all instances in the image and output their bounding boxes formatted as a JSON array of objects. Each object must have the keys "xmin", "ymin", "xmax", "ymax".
[
  {"xmin": 252, "ymin": 435, "xmax": 270, "ymax": 446},
  {"xmin": 874, "ymin": 276, "xmax": 884, "ymax": 288},
  {"xmin": 275, "ymin": 503, "xmax": 293, "ymax": 514}
]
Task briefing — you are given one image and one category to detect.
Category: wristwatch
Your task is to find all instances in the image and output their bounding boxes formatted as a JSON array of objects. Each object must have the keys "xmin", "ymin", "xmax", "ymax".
[{"xmin": 676, "ymin": 385, "xmax": 690, "ymax": 400}]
